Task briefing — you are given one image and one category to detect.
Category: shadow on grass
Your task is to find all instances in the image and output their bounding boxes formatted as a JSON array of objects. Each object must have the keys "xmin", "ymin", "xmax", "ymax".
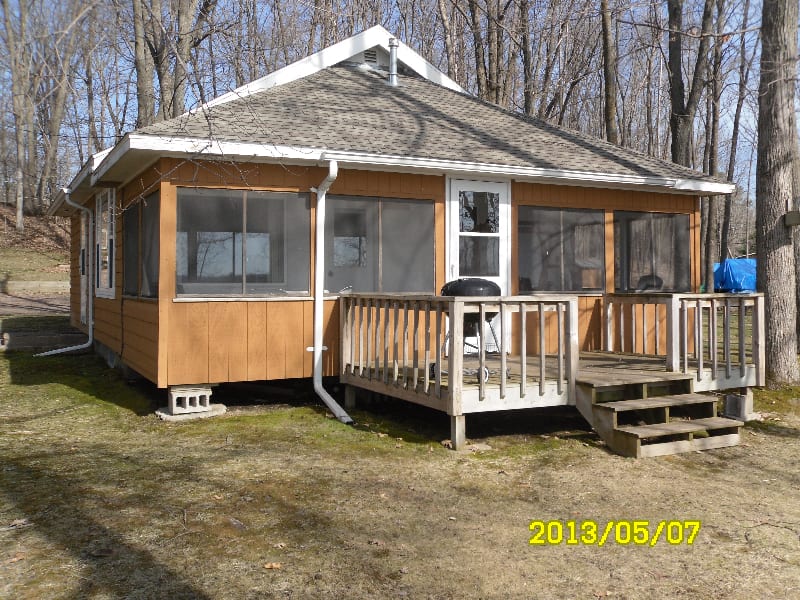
[
  {"xmin": 3, "ymin": 350, "xmax": 162, "ymax": 416},
  {"xmin": 0, "ymin": 446, "xmax": 212, "ymax": 599},
  {"xmin": 745, "ymin": 420, "xmax": 800, "ymax": 439}
]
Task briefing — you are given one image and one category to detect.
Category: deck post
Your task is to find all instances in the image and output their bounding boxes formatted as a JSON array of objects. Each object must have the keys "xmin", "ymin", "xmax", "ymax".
[
  {"xmin": 450, "ymin": 414, "xmax": 466, "ymax": 450},
  {"xmin": 566, "ymin": 299, "xmax": 579, "ymax": 406},
  {"xmin": 448, "ymin": 299, "xmax": 464, "ymax": 417},
  {"xmin": 754, "ymin": 295, "xmax": 766, "ymax": 387},
  {"xmin": 666, "ymin": 295, "xmax": 680, "ymax": 372}
]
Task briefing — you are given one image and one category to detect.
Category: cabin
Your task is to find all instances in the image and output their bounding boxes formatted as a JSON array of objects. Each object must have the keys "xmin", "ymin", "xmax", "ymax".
[{"xmin": 50, "ymin": 26, "xmax": 764, "ymax": 457}]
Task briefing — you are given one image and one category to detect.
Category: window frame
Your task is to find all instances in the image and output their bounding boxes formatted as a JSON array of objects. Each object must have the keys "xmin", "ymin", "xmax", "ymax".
[{"xmin": 95, "ymin": 189, "xmax": 116, "ymax": 299}]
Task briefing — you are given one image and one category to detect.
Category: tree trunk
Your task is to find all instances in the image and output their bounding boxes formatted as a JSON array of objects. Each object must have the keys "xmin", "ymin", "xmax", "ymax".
[
  {"xmin": 133, "ymin": 0, "xmax": 156, "ymax": 127},
  {"xmin": 721, "ymin": 0, "xmax": 751, "ymax": 261},
  {"xmin": 666, "ymin": 0, "xmax": 714, "ymax": 168},
  {"xmin": 756, "ymin": 0, "xmax": 800, "ymax": 383},
  {"xmin": 600, "ymin": 0, "xmax": 619, "ymax": 144}
]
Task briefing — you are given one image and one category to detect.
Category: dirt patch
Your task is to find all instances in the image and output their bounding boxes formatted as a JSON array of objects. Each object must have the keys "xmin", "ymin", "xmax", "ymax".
[
  {"xmin": 0, "ymin": 204, "xmax": 69, "ymax": 254},
  {"xmin": 1, "ymin": 351, "xmax": 799, "ymax": 599}
]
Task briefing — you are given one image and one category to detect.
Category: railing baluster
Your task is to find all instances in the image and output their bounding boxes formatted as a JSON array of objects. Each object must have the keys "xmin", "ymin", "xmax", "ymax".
[
  {"xmin": 681, "ymin": 299, "xmax": 688, "ymax": 374},
  {"xmin": 739, "ymin": 297, "xmax": 746, "ymax": 377},
  {"xmin": 349, "ymin": 298, "xmax": 357, "ymax": 375},
  {"xmin": 520, "ymin": 302, "xmax": 527, "ymax": 398},
  {"xmin": 539, "ymin": 302, "xmax": 546, "ymax": 396},
  {"xmin": 374, "ymin": 299, "xmax": 382, "ymax": 381},
  {"xmin": 724, "ymin": 297, "xmax": 731, "ymax": 378},
  {"xmin": 556, "ymin": 302, "xmax": 564, "ymax": 396},
  {"xmin": 655, "ymin": 304, "xmax": 661, "ymax": 355},
  {"xmin": 435, "ymin": 303, "xmax": 443, "ymax": 399},
  {"xmin": 383, "ymin": 300, "xmax": 390, "ymax": 385},
  {"xmin": 358, "ymin": 299, "xmax": 365, "ymax": 377},
  {"xmin": 620, "ymin": 303, "xmax": 626, "ymax": 353},
  {"xmin": 696, "ymin": 299, "xmax": 703, "ymax": 381},
  {"xmin": 478, "ymin": 303, "xmax": 486, "ymax": 402},
  {"xmin": 423, "ymin": 301, "xmax": 430, "ymax": 394},
  {"xmin": 401, "ymin": 302, "xmax": 409, "ymax": 389},
  {"xmin": 393, "ymin": 302, "xmax": 400, "ymax": 386},
  {"xmin": 605, "ymin": 297, "xmax": 614, "ymax": 351},
  {"xmin": 710, "ymin": 299, "xmax": 718, "ymax": 377},
  {"xmin": 631, "ymin": 303, "xmax": 637, "ymax": 354},
  {"xmin": 412, "ymin": 301, "xmax": 419, "ymax": 391},
  {"xmin": 366, "ymin": 299, "xmax": 373, "ymax": 380},
  {"xmin": 642, "ymin": 303, "xmax": 648, "ymax": 354},
  {"xmin": 499, "ymin": 302, "xmax": 507, "ymax": 400}
]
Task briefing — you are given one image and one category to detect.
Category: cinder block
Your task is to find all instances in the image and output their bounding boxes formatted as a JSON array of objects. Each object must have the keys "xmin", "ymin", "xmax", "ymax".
[
  {"xmin": 723, "ymin": 389, "xmax": 759, "ymax": 422},
  {"xmin": 168, "ymin": 385, "xmax": 213, "ymax": 415}
]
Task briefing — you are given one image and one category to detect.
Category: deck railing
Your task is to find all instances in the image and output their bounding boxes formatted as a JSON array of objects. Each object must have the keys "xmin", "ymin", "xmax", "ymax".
[
  {"xmin": 605, "ymin": 293, "xmax": 765, "ymax": 386},
  {"xmin": 340, "ymin": 294, "xmax": 580, "ymax": 409}
]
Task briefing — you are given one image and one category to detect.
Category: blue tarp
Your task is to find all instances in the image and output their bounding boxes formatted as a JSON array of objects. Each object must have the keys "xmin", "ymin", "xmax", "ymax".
[{"xmin": 713, "ymin": 258, "xmax": 756, "ymax": 293}]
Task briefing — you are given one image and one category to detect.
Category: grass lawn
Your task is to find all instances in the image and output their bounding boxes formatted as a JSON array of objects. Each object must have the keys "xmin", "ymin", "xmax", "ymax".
[
  {"xmin": 0, "ymin": 248, "xmax": 69, "ymax": 282},
  {"xmin": 1, "ymin": 345, "xmax": 799, "ymax": 598}
]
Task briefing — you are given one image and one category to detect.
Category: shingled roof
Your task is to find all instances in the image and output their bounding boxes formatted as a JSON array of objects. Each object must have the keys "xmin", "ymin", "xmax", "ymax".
[
  {"xmin": 51, "ymin": 25, "xmax": 731, "ymax": 217},
  {"xmin": 137, "ymin": 64, "xmax": 725, "ymax": 189}
]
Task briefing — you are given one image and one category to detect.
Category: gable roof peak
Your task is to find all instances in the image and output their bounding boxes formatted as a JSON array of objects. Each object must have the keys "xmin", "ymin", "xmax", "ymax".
[{"xmin": 202, "ymin": 25, "xmax": 463, "ymax": 111}]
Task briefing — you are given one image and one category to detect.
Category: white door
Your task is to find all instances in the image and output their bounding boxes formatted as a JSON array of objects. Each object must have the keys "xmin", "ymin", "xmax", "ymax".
[
  {"xmin": 448, "ymin": 179, "xmax": 510, "ymax": 291},
  {"xmin": 448, "ymin": 179, "xmax": 511, "ymax": 350}
]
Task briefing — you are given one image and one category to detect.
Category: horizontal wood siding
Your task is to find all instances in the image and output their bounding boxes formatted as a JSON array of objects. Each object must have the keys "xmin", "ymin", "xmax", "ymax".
[{"xmin": 121, "ymin": 299, "xmax": 158, "ymax": 381}]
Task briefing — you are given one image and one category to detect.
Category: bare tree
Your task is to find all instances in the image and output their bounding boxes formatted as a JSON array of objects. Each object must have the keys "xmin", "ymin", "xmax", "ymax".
[
  {"xmin": 756, "ymin": 0, "xmax": 799, "ymax": 383},
  {"xmin": 600, "ymin": 0, "xmax": 619, "ymax": 144}
]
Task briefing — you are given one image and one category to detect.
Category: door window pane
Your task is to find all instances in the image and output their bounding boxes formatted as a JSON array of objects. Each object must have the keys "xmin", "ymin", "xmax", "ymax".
[
  {"xmin": 459, "ymin": 237, "xmax": 499, "ymax": 276},
  {"xmin": 460, "ymin": 191, "xmax": 499, "ymax": 233}
]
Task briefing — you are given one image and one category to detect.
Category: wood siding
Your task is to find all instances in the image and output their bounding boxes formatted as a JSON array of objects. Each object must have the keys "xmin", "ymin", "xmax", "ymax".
[
  {"xmin": 66, "ymin": 156, "xmax": 702, "ymax": 387},
  {"xmin": 158, "ymin": 159, "xmax": 446, "ymax": 387}
]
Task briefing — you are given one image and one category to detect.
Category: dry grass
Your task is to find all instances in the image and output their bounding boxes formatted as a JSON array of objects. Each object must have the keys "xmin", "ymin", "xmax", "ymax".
[{"xmin": 1, "ymin": 348, "xmax": 799, "ymax": 599}]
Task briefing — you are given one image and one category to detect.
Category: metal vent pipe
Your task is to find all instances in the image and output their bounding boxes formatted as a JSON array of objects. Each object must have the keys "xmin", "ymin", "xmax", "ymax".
[{"xmin": 388, "ymin": 38, "xmax": 399, "ymax": 86}]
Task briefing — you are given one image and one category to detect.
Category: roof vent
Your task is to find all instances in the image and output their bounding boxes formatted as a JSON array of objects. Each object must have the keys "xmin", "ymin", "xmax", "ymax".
[
  {"xmin": 388, "ymin": 39, "xmax": 399, "ymax": 86},
  {"xmin": 363, "ymin": 49, "xmax": 378, "ymax": 64}
]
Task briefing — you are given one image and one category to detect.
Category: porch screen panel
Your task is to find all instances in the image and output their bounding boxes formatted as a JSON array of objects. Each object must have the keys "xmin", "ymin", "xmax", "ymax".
[
  {"xmin": 326, "ymin": 196, "xmax": 435, "ymax": 293},
  {"xmin": 326, "ymin": 197, "xmax": 378, "ymax": 293},
  {"xmin": 381, "ymin": 199, "xmax": 434, "ymax": 292},
  {"xmin": 123, "ymin": 204, "xmax": 140, "ymax": 296},
  {"xmin": 141, "ymin": 193, "xmax": 160, "ymax": 298},
  {"xmin": 518, "ymin": 207, "xmax": 604, "ymax": 292},
  {"xmin": 248, "ymin": 191, "xmax": 309, "ymax": 294},
  {"xmin": 176, "ymin": 189, "xmax": 309, "ymax": 296},
  {"xmin": 614, "ymin": 211, "xmax": 691, "ymax": 292}
]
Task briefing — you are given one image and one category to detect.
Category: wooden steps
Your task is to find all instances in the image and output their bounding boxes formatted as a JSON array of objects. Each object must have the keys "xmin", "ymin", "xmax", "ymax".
[{"xmin": 577, "ymin": 375, "xmax": 743, "ymax": 458}]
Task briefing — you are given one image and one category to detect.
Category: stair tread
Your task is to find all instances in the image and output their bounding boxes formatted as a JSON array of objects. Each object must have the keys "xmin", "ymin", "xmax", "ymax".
[
  {"xmin": 616, "ymin": 421, "xmax": 708, "ymax": 438},
  {"xmin": 595, "ymin": 393, "xmax": 715, "ymax": 412},
  {"xmin": 689, "ymin": 417, "xmax": 743, "ymax": 430}
]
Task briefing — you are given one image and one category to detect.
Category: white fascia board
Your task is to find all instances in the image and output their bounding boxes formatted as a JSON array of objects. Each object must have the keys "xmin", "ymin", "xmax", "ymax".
[
  {"xmin": 50, "ymin": 148, "xmax": 114, "ymax": 215},
  {"xmin": 93, "ymin": 134, "xmax": 728, "ymax": 195},
  {"xmin": 201, "ymin": 25, "xmax": 462, "ymax": 110}
]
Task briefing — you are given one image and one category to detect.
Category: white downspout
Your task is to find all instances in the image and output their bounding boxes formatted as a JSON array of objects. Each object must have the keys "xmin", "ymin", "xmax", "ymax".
[
  {"xmin": 311, "ymin": 159, "xmax": 354, "ymax": 424},
  {"xmin": 37, "ymin": 187, "xmax": 94, "ymax": 357}
]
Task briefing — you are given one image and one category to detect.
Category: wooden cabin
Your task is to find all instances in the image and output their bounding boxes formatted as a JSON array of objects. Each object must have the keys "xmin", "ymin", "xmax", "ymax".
[{"xmin": 50, "ymin": 27, "xmax": 763, "ymax": 457}]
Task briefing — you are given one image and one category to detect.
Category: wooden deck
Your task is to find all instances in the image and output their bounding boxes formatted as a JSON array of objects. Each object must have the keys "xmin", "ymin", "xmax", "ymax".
[{"xmin": 340, "ymin": 292, "xmax": 764, "ymax": 452}]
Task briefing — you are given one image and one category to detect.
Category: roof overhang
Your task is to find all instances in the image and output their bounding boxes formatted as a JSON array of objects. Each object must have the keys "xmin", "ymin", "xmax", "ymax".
[
  {"xmin": 86, "ymin": 133, "xmax": 734, "ymax": 197},
  {"xmin": 48, "ymin": 148, "xmax": 113, "ymax": 216}
]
